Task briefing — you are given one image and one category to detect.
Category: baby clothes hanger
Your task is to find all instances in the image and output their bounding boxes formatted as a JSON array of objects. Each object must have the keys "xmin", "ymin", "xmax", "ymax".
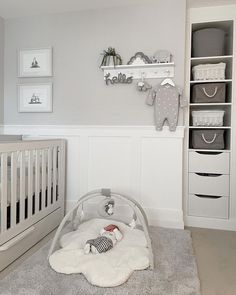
[{"xmin": 161, "ymin": 77, "xmax": 175, "ymax": 87}]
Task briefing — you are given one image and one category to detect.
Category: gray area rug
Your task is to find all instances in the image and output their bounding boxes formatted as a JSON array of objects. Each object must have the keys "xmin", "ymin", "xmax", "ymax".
[{"xmin": 0, "ymin": 227, "xmax": 201, "ymax": 295}]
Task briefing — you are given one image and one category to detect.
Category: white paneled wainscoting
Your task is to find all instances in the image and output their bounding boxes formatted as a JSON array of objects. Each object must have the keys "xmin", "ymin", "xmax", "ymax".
[{"xmin": 1, "ymin": 125, "xmax": 185, "ymax": 229}]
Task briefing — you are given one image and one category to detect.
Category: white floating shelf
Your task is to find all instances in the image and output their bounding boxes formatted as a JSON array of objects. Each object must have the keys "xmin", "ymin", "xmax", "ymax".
[{"xmin": 101, "ymin": 62, "xmax": 175, "ymax": 80}]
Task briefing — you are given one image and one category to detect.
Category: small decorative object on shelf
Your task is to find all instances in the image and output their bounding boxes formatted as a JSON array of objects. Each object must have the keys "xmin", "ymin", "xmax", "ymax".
[
  {"xmin": 151, "ymin": 50, "xmax": 172, "ymax": 63},
  {"xmin": 127, "ymin": 52, "xmax": 152, "ymax": 65},
  {"xmin": 105, "ymin": 73, "xmax": 133, "ymax": 85},
  {"xmin": 100, "ymin": 47, "xmax": 122, "ymax": 67}
]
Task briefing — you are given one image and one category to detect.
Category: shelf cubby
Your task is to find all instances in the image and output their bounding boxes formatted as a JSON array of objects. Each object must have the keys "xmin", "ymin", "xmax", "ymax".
[{"xmin": 191, "ymin": 20, "xmax": 234, "ymax": 57}]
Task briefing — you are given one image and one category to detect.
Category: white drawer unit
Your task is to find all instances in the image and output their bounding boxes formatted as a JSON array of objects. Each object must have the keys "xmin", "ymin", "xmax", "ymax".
[
  {"xmin": 188, "ymin": 194, "xmax": 229, "ymax": 219},
  {"xmin": 189, "ymin": 151, "xmax": 230, "ymax": 174},
  {"xmin": 189, "ymin": 173, "xmax": 230, "ymax": 196}
]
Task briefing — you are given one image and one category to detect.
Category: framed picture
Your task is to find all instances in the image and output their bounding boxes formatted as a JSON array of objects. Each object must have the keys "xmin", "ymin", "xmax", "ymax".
[
  {"xmin": 18, "ymin": 83, "xmax": 53, "ymax": 113},
  {"xmin": 18, "ymin": 48, "xmax": 52, "ymax": 77}
]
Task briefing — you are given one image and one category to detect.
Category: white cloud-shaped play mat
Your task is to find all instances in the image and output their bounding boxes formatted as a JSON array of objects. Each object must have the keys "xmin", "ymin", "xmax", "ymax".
[{"xmin": 49, "ymin": 218, "xmax": 150, "ymax": 287}]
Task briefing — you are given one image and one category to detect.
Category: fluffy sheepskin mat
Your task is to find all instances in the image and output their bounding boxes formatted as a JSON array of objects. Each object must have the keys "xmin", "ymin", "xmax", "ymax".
[
  {"xmin": 49, "ymin": 219, "xmax": 150, "ymax": 287},
  {"xmin": 0, "ymin": 225, "xmax": 201, "ymax": 295}
]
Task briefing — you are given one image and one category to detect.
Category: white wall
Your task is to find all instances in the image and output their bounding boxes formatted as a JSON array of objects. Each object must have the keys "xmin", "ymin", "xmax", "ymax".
[
  {"xmin": 2, "ymin": 2, "xmax": 187, "ymax": 229},
  {"xmin": 4, "ymin": 0, "xmax": 186, "ymax": 125},
  {"xmin": 0, "ymin": 17, "xmax": 4, "ymax": 124}
]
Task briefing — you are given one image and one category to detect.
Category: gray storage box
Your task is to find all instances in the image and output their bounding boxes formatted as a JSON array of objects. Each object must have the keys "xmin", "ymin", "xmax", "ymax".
[
  {"xmin": 191, "ymin": 129, "xmax": 225, "ymax": 150},
  {"xmin": 192, "ymin": 83, "xmax": 226, "ymax": 103},
  {"xmin": 192, "ymin": 28, "xmax": 225, "ymax": 57}
]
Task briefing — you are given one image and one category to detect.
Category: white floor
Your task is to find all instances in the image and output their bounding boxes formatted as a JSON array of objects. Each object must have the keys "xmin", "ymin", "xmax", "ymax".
[{"xmin": 0, "ymin": 227, "xmax": 236, "ymax": 295}]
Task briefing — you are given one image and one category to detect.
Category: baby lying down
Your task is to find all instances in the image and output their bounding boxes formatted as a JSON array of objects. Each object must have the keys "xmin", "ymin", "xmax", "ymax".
[{"xmin": 84, "ymin": 224, "xmax": 123, "ymax": 254}]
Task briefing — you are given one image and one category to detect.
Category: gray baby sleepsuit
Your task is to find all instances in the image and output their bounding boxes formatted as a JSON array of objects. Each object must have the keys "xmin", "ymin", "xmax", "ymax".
[{"xmin": 146, "ymin": 84, "xmax": 187, "ymax": 131}]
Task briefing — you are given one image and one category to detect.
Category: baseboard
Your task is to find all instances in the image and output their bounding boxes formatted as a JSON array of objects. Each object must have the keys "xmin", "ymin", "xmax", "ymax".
[
  {"xmin": 185, "ymin": 216, "xmax": 236, "ymax": 231},
  {"xmin": 66, "ymin": 200, "xmax": 184, "ymax": 229}
]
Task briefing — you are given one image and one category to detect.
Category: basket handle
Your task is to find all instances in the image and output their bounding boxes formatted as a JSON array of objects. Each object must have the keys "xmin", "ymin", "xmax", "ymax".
[
  {"xmin": 201, "ymin": 133, "xmax": 217, "ymax": 144},
  {"xmin": 202, "ymin": 87, "xmax": 218, "ymax": 98}
]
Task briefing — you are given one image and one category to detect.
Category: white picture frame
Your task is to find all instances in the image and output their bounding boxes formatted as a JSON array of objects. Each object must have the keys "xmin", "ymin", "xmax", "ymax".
[
  {"xmin": 18, "ymin": 47, "xmax": 52, "ymax": 77},
  {"xmin": 18, "ymin": 83, "xmax": 53, "ymax": 113}
]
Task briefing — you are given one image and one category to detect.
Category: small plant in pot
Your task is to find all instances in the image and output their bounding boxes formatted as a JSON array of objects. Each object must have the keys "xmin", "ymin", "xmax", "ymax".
[{"xmin": 100, "ymin": 47, "xmax": 122, "ymax": 67}]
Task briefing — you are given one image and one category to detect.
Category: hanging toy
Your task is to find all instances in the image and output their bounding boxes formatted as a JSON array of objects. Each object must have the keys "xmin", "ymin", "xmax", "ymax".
[
  {"xmin": 137, "ymin": 72, "xmax": 152, "ymax": 92},
  {"xmin": 98, "ymin": 198, "xmax": 115, "ymax": 217}
]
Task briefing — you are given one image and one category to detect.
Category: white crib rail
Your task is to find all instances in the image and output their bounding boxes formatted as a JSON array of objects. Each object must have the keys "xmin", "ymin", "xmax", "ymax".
[{"xmin": 0, "ymin": 139, "xmax": 65, "ymax": 246}]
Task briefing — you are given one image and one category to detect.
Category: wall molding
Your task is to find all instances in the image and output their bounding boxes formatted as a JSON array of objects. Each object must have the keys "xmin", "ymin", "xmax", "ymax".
[
  {"xmin": 1, "ymin": 124, "xmax": 185, "ymax": 229},
  {"xmin": 1, "ymin": 125, "xmax": 185, "ymax": 138}
]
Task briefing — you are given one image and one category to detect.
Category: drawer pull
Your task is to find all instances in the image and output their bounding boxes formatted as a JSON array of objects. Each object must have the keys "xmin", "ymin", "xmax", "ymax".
[
  {"xmin": 196, "ymin": 151, "xmax": 223, "ymax": 155},
  {"xmin": 195, "ymin": 194, "xmax": 223, "ymax": 199},
  {"xmin": 195, "ymin": 173, "xmax": 222, "ymax": 177}
]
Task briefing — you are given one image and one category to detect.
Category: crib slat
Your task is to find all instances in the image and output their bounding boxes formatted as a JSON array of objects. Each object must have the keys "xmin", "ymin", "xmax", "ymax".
[
  {"xmin": 47, "ymin": 148, "xmax": 52, "ymax": 206},
  {"xmin": 41, "ymin": 149, "xmax": 46, "ymax": 209},
  {"xmin": 52, "ymin": 147, "xmax": 57, "ymax": 204},
  {"xmin": 1, "ymin": 153, "xmax": 8, "ymax": 232},
  {"xmin": 35, "ymin": 150, "xmax": 40, "ymax": 214},
  {"xmin": 19, "ymin": 151, "xmax": 26, "ymax": 222},
  {"xmin": 10, "ymin": 152, "xmax": 17, "ymax": 228},
  {"xmin": 27, "ymin": 150, "xmax": 33, "ymax": 217}
]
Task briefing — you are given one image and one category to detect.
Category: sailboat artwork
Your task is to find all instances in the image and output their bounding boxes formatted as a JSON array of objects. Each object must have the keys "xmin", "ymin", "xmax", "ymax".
[
  {"xmin": 19, "ymin": 48, "xmax": 52, "ymax": 77},
  {"xmin": 31, "ymin": 57, "xmax": 40, "ymax": 68},
  {"xmin": 28, "ymin": 93, "xmax": 42, "ymax": 104}
]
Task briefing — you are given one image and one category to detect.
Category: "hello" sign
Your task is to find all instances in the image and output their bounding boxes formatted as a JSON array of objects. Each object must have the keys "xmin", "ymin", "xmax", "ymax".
[{"xmin": 105, "ymin": 73, "xmax": 133, "ymax": 85}]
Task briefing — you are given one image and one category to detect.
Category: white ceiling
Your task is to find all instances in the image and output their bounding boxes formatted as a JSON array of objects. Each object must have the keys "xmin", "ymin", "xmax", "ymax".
[
  {"xmin": 0, "ymin": 0, "xmax": 154, "ymax": 19},
  {"xmin": 0, "ymin": 0, "xmax": 236, "ymax": 19}
]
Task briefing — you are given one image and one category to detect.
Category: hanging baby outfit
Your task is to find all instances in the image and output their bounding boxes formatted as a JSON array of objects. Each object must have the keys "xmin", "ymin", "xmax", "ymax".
[{"xmin": 146, "ymin": 84, "xmax": 187, "ymax": 131}]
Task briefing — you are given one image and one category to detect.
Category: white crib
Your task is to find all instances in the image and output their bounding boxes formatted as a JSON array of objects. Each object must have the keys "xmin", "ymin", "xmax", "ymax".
[{"xmin": 0, "ymin": 137, "xmax": 65, "ymax": 271}]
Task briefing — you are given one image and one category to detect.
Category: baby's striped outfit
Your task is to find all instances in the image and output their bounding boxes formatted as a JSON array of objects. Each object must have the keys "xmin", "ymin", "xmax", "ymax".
[{"xmin": 86, "ymin": 236, "xmax": 113, "ymax": 253}]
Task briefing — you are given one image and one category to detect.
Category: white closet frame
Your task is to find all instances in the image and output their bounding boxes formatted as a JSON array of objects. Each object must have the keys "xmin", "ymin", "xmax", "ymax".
[{"xmin": 184, "ymin": 5, "xmax": 236, "ymax": 231}]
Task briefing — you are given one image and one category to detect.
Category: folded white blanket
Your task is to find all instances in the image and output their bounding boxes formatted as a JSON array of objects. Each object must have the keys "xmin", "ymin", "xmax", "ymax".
[{"xmin": 49, "ymin": 218, "xmax": 150, "ymax": 287}]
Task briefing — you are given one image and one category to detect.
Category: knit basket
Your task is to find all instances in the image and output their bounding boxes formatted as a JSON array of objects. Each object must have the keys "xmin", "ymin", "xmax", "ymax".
[
  {"xmin": 192, "ymin": 110, "xmax": 225, "ymax": 127},
  {"xmin": 192, "ymin": 63, "xmax": 226, "ymax": 81}
]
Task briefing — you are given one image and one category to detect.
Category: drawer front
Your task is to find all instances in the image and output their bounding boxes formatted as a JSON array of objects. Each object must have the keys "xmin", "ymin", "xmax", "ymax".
[
  {"xmin": 188, "ymin": 194, "xmax": 229, "ymax": 219},
  {"xmin": 189, "ymin": 173, "xmax": 230, "ymax": 196},
  {"xmin": 189, "ymin": 151, "xmax": 230, "ymax": 174}
]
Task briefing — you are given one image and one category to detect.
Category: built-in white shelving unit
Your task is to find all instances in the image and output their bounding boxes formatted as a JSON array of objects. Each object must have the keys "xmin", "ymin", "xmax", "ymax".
[{"xmin": 184, "ymin": 12, "xmax": 236, "ymax": 231}]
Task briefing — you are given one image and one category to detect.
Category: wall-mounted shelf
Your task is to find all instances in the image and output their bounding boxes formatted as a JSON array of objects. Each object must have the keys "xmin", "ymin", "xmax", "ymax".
[{"xmin": 101, "ymin": 62, "xmax": 175, "ymax": 80}]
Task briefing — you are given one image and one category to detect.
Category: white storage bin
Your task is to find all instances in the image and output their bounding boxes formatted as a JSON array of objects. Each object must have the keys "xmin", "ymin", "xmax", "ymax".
[
  {"xmin": 192, "ymin": 62, "xmax": 226, "ymax": 80},
  {"xmin": 192, "ymin": 110, "xmax": 225, "ymax": 126}
]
